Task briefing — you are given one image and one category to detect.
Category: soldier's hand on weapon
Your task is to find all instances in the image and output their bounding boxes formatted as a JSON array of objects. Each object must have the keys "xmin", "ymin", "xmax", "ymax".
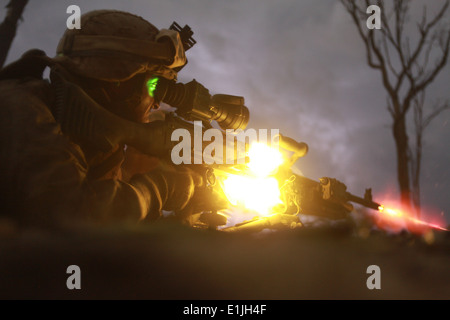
[
  {"xmin": 172, "ymin": 167, "xmax": 229, "ymax": 222},
  {"xmin": 159, "ymin": 165, "xmax": 204, "ymax": 212},
  {"xmin": 174, "ymin": 184, "xmax": 229, "ymax": 228},
  {"xmin": 189, "ymin": 186, "xmax": 229, "ymax": 213},
  {"xmin": 143, "ymin": 164, "xmax": 228, "ymax": 213},
  {"xmin": 129, "ymin": 164, "xmax": 206, "ymax": 221}
]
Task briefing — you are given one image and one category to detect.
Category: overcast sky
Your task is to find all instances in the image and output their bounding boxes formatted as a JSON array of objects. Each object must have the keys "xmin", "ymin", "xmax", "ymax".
[{"xmin": 3, "ymin": 0, "xmax": 449, "ymax": 224}]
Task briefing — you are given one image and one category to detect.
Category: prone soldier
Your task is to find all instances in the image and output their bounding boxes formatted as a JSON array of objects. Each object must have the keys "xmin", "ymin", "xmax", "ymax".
[{"xmin": 0, "ymin": 10, "xmax": 217, "ymax": 227}]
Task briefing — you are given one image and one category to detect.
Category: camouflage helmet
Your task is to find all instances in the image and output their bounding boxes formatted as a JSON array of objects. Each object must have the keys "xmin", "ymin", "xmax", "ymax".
[{"xmin": 54, "ymin": 10, "xmax": 186, "ymax": 82}]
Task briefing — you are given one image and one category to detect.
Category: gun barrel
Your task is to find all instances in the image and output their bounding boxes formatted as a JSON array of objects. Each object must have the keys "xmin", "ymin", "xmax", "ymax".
[{"xmin": 346, "ymin": 192, "xmax": 381, "ymax": 210}]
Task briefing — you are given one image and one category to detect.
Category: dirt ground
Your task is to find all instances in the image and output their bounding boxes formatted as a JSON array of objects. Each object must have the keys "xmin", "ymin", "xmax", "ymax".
[{"xmin": 0, "ymin": 218, "xmax": 449, "ymax": 300}]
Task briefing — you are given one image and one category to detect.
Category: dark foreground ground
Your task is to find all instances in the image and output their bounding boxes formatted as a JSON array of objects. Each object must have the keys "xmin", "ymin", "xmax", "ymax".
[{"xmin": 0, "ymin": 219, "xmax": 449, "ymax": 300}]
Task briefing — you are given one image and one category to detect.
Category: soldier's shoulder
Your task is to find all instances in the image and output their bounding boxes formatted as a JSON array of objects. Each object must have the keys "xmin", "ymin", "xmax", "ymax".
[
  {"xmin": 0, "ymin": 77, "xmax": 52, "ymax": 103},
  {"xmin": 0, "ymin": 77, "xmax": 54, "ymax": 119}
]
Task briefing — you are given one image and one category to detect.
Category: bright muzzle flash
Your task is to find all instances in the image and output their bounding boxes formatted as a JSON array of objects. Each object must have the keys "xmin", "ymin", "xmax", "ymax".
[
  {"xmin": 377, "ymin": 205, "xmax": 448, "ymax": 232},
  {"xmin": 246, "ymin": 142, "xmax": 284, "ymax": 176},
  {"xmin": 221, "ymin": 142, "xmax": 283, "ymax": 216}
]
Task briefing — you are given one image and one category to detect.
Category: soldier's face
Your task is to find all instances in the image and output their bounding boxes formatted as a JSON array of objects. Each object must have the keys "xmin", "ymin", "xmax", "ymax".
[
  {"xmin": 102, "ymin": 73, "xmax": 159, "ymax": 123},
  {"xmin": 133, "ymin": 75, "xmax": 159, "ymax": 123}
]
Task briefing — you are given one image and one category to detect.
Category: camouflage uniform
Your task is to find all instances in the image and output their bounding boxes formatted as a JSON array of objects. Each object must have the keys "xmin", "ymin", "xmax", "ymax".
[{"xmin": 0, "ymin": 11, "xmax": 198, "ymax": 227}]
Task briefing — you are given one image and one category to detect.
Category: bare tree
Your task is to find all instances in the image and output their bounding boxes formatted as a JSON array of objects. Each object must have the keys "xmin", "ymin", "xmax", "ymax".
[
  {"xmin": 341, "ymin": 0, "xmax": 450, "ymax": 216},
  {"xmin": 0, "ymin": 0, "xmax": 28, "ymax": 68},
  {"xmin": 410, "ymin": 93, "xmax": 449, "ymax": 216}
]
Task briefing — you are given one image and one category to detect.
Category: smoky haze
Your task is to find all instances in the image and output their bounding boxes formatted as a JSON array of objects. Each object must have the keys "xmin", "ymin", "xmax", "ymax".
[{"xmin": 3, "ymin": 0, "xmax": 449, "ymax": 224}]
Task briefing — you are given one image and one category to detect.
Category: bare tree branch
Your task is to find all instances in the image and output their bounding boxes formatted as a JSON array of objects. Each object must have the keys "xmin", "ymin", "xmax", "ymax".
[
  {"xmin": 423, "ymin": 100, "xmax": 450, "ymax": 129},
  {"xmin": 0, "ymin": 0, "xmax": 29, "ymax": 68},
  {"xmin": 411, "ymin": 93, "xmax": 449, "ymax": 217}
]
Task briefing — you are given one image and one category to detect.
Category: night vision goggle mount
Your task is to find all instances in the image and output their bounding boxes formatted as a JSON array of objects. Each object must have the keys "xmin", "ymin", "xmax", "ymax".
[
  {"xmin": 155, "ymin": 23, "xmax": 249, "ymax": 131},
  {"xmin": 169, "ymin": 21, "xmax": 196, "ymax": 52}
]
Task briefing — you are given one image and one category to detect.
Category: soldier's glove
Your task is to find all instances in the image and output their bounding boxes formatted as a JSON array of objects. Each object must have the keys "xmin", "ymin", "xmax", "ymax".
[
  {"xmin": 188, "ymin": 187, "xmax": 229, "ymax": 213},
  {"xmin": 130, "ymin": 166, "xmax": 204, "ymax": 220}
]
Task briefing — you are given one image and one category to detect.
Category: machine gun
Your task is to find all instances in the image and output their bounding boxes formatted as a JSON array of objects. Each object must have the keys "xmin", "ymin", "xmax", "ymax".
[
  {"xmin": 275, "ymin": 134, "xmax": 380, "ymax": 219},
  {"xmin": 221, "ymin": 134, "xmax": 382, "ymax": 232}
]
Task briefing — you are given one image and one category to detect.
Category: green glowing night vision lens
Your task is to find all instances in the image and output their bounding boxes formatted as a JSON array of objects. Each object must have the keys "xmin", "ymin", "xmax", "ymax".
[{"xmin": 146, "ymin": 77, "xmax": 159, "ymax": 98}]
